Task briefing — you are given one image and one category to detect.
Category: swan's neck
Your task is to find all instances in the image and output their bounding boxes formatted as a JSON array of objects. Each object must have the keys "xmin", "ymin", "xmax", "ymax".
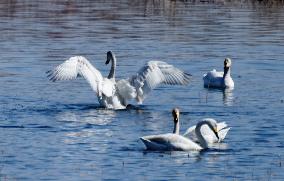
[
  {"xmin": 223, "ymin": 66, "xmax": 234, "ymax": 88},
  {"xmin": 173, "ymin": 119, "xmax": 180, "ymax": 134},
  {"xmin": 195, "ymin": 122, "xmax": 209, "ymax": 149},
  {"xmin": 107, "ymin": 55, "xmax": 116, "ymax": 80},
  {"xmin": 223, "ymin": 66, "xmax": 231, "ymax": 79}
]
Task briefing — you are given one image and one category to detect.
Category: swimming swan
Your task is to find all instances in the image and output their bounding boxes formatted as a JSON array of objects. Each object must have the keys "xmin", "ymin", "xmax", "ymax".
[
  {"xmin": 140, "ymin": 108, "xmax": 219, "ymax": 151},
  {"xmin": 183, "ymin": 118, "xmax": 230, "ymax": 144},
  {"xmin": 203, "ymin": 58, "xmax": 234, "ymax": 89},
  {"xmin": 47, "ymin": 51, "xmax": 192, "ymax": 109}
]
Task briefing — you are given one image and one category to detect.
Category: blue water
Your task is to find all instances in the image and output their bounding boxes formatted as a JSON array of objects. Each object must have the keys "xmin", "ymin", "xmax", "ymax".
[{"xmin": 1, "ymin": 1, "xmax": 284, "ymax": 180}]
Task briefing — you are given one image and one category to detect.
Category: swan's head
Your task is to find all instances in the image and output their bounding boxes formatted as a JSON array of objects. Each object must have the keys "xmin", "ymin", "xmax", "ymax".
[
  {"xmin": 106, "ymin": 51, "xmax": 115, "ymax": 65},
  {"xmin": 208, "ymin": 120, "xmax": 219, "ymax": 140},
  {"xmin": 224, "ymin": 58, "xmax": 232, "ymax": 68},
  {"xmin": 172, "ymin": 108, "xmax": 180, "ymax": 123}
]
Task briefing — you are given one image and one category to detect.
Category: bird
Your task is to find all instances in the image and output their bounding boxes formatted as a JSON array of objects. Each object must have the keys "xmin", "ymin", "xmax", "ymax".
[
  {"xmin": 183, "ymin": 118, "xmax": 230, "ymax": 144},
  {"xmin": 203, "ymin": 58, "xmax": 234, "ymax": 89},
  {"xmin": 47, "ymin": 51, "xmax": 192, "ymax": 109},
  {"xmin": 140, "ymin": 108, "xmax": 219, "ymax": 151}
]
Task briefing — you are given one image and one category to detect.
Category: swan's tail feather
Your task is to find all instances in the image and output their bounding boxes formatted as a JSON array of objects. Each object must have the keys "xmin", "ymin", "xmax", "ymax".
[
  {"xmin": 140, "ymin": 137, "xmax": 167, "ymax": 151},
  {"xmin": 183, "ymin": 125, "xmax": 196, "ymax": 137},
  {"xmin": 217, "ymin": 122, "xmax": 228, "ymax": 132},
  {"xmin": 218, "ymin": 127, "xmax": 231, "ymax": 142}
]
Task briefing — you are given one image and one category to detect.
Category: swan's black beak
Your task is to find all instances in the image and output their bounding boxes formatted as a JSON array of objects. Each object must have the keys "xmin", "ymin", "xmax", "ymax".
[{"xmin": 213, "ymin": 127, "xmax": 219, "ymax": 140}]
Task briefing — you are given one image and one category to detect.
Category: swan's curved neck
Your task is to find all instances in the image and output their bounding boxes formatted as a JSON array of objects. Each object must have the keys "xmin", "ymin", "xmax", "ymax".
[
  {"xmin": 173, "ymin": 119, "xmax": 180, "ymax": 134},
  {"xmin": 195, "ymin": 121, "xmax": 211, "ymax": 149},
  {"xmin": 107, "ymin": 53, "xmax": 116, "ymax": 80},
  {"xmin": 223, "ymin": 66, "xmax": 231, "ymax": 79}
]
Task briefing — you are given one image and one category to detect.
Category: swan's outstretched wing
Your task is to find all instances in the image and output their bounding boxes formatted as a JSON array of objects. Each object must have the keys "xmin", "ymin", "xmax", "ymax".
[
  {"xmin": 129, "ymin": 61, "xmax": 192, "ymax": 103},
  {"xmin": 47, "ymin": 56, "xmax": 113, "ymax": 97}
]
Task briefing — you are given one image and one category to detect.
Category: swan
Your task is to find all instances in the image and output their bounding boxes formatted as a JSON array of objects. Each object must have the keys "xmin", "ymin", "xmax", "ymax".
[
  {"xmin": 203, "ymin": 58, "xmax": 234, "ymax": 89},
  {"xmin": 47, "ymin": 51, "xmax": 192, "ymax": 109},
  {"xmin": 140, "ymin": 108, "xmax": 219, "ymax": 151},
  {"xmin": 183, "ymin": 118, "xmax": 230, "ymax": 144}
]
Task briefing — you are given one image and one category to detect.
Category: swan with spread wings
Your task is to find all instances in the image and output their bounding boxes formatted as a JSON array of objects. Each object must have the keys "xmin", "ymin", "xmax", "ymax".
[{"xmin": 47, "ymin": 51, "xmax": 191, "ymax": 109}]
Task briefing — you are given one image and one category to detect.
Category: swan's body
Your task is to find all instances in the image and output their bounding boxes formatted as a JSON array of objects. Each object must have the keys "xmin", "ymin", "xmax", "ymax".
[
  {"xmin": 203, "ymin": 58, "xmax": 234, "ymax": 89},
  {"xmin": 183, "ymin": 118, "xmax": 230, "ymax": 144},
  {"xmin": 141, "ymin": 133, "xmax": 203, "ymax": 151},
  {"xmin": 140, "ymin": 108, "xmax": 219, "ymax": 151},
  {"xmin": 47, "ymin": 51, "xmax": 191, "ymax": 109}
]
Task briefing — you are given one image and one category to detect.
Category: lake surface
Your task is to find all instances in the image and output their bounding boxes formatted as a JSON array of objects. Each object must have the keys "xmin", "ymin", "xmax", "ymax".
[{"xmin": 1, "ymin": 0, "xmax": 284, "ymax": 180}]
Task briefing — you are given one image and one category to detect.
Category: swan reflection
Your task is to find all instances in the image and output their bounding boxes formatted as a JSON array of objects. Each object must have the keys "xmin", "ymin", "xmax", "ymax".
[
  {"xmin": 55, "ymin": 108, "xmax": 116, "ymax": 146},
  {"xmin": 56, "ymin": 108, "xmax": 116, "ymax": 125},
  {"xmin": 223, "ymin": 88, "xmax": 234, "ymax": 106}
]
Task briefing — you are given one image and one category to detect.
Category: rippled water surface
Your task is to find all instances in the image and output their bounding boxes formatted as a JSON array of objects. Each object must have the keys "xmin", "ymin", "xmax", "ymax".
[{"xmin": 1, "ymin": 0, "xmax": 284, "ymax": 180}]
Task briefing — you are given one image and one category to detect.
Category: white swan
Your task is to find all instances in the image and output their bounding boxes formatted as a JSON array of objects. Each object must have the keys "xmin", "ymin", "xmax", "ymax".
[
  {"xmin": 47, "ymin": 51, "xmax": 192, "ymax": 109},
  {"xmin": 203, "ymin": 58, "xmax": 234, "ymax": 89},
  {"xmin": 140, "ymin": 108, "xmax": 219, "ymax": 151},
  {"xmin": 183, "ymin": 118, "xmax": 230, "ymax": 144}
]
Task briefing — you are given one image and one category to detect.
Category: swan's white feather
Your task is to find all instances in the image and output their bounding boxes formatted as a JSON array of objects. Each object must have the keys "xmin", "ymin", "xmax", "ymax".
[
  {"xmin": 217, "ymin": 121, "xmax": 228, "ymax": 131},
  {"xmin": 140, "ymin": 133, "xmax": 202, "ymax": 151},
  {"xmin": 116, "ymin": 79, "xmax": 137, "ymax": 100},
  {"xmin": 130, "ymin": 61, "xmax": 191, "ymax": 102},
  {"xmin": 218, "ymin": 127, "xmax": 230, "ymax": 142},
  {"xmin": 47, "ymin": 56, "xmax": 104, "ymax": 94},
  {"xmin": 203, "ymin": 69, "xmax": 224, "ymax": 88},
  {"xmin": 183, "ymin": 125, "xmax": 196, "ymax": 140},
  {"xmin": 183, "ymin": 118, "xmax": 230, "ymax": 144},
  {"xmin": 101, "ymin": 78, "xmax": 115, "ymax": 97}
]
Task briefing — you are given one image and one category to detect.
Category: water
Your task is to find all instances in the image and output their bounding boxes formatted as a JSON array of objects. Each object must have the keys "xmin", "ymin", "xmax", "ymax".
[{"xmin": 1, "ymin": 0, "xmax": 284, "ymax": 180}]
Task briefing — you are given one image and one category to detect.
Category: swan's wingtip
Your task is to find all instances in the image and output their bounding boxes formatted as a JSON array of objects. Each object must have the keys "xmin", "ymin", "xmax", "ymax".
[
  {"xmin": 185, "ymin": 72, "xmax": 192, "ymax": 77},
  {"xmin": 140, "ymin": 137, "xmax": 147, "ymax": 141},
  {"xmin": 140, "ymin": 136, "xmax": 151, "ymax": 144},
  {"xmin": 183, "ymin": 72, "xmax": 193, "ymax": 85},
  {"xmin": 139, "ymin": 137, "xmax": 149, "ymax": 147}
]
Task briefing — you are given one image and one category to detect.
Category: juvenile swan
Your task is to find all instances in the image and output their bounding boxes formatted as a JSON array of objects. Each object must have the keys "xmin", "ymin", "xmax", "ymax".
[
  {"xmin": 140, "ymin": 108, "xmax": 219, "ymax": 151},
  {"xmin": 203, "ymin": 58, "xmax": 234, "ymax": 89},
  {"xmin": 47, "ymin": 51, "xmax": 192, "ymax": 109},
  {"xmin": 183, "ymin": 118, "xmax": 230, "ymax": 144}
]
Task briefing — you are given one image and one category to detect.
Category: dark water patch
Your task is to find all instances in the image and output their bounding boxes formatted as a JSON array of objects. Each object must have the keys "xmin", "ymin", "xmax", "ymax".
[
  {"xmin": 118, "ymin": 146, "xmax": 140, "ymax": 152},
  {"xmin": 13, "ymin": 103, "xmax": 103, "ymax": 116},
  {"xmin": 70, "ymin": 142, "xmax": 90, "ymax": 146},
  {"xmin": 0, "ymin": 125, "xmax": 25, "ymax": 129},
  {"xmin": 207, "ymin": 148, "xmax": 234, "ymax": 153},
  {"xmin": 253, "ymin": 137, "xmax": 270, "ymax": 143},
  {"xmin": 83, "ymin": 123, "xmax": 94, "ymax": 129},
  {"xmin": 0, "ymin": 124, "xmax": 56, "ymax": 130},
  {"xmin": 0, "ymin": 72, "xmax": 17, "ymax": 77}
]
